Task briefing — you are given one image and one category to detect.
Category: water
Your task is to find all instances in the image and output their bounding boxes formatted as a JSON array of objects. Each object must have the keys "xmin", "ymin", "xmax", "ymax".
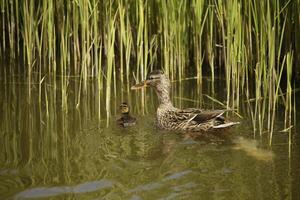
[{"xmin": 0, "ymin": 76, "xmax": 299, "ymax": 200}]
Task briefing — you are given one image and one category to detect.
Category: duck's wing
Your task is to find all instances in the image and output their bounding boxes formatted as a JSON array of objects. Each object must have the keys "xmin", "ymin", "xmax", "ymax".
[
  {"xmin": 176, "ymin": 108, "xmax": 225, "ymax": 123},
  {"xmin": 161, "ymin": 109, "xmax": 238, "ymax": 131}
]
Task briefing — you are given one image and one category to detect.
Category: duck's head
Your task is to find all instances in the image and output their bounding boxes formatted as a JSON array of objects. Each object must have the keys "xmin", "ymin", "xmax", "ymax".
[
  {"xmin": 131, "ymin": 70, "xmax": 172, "ymax": 105},
  {"xmin": 131, "ymin": 70, "xmax": 170, "ymax": 92},
  {"xmin": 120, "ymin": 102, "xmax": 130, "ymax": 114}
]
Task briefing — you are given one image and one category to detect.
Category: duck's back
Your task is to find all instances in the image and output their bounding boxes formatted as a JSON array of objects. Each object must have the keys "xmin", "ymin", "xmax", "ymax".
[
  {"xmin": 117, "ymin": 115, "xmax": 136, "ymax": 127},
  {"xmin": 156, "ymin": 106, "xmax": 238, "ymax": 133}
]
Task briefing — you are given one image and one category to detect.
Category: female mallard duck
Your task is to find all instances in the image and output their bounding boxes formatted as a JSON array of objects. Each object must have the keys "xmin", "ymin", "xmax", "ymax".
[
  {"xmin": 117, "ymin": 102, "xmax": 136, "ymax": 127},
  {"xmin": 131, "ymin": 70, "xmax": 239, "ymax": 133}
]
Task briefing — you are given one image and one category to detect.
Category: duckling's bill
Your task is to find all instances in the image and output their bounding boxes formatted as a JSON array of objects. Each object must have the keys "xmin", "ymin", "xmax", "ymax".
[{"xmin": 131, "ymin": 81, "xmax": 148, "ymax": 90}]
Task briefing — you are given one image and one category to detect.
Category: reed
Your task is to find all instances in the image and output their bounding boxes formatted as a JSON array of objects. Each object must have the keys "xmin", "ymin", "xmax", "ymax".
[
  {"xmin": 0, "ymin": 0, "xmax": 298, "ymax": 142},
  {"xmin": 105, "ymin": 3, "xmax": 116, "ymax": 124},
  {"xmin": 193, "ymin": 0, "xmax": 207, "ymax": 84}
]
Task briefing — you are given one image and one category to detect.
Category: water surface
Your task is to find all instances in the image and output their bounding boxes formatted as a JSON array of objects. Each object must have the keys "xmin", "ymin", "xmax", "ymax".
[{"xmin": 0, "ymin": 76, "xmax": 299, "ymax": 199}]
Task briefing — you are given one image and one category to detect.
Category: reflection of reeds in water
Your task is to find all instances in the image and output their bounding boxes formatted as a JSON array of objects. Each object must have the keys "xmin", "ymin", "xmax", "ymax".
[
  {"xmin": 0, "ymin": 0, "xmax": 298, "ymax": 144},
  {"xmin": 233, "ymin": 137, "xmax": 274, "ymax": 162},
  {"xmin": 0, "ymin": 76, "xmax": 295, "ymax": 199}
]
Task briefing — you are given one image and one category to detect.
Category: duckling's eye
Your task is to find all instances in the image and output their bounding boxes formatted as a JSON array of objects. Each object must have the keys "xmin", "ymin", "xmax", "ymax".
[{"xmin": 149, "ymin": 76, "xmax": 154, "ymax": 80}]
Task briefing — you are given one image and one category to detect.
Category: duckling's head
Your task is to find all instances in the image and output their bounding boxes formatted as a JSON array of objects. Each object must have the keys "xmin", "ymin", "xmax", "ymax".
[
  {"xmin": 120, "ymin": 102, "xmax": 130, "ymax": 114},
  {"xmin": 131, "ymin": 70, "xmax": 170, "ymax": 92}
]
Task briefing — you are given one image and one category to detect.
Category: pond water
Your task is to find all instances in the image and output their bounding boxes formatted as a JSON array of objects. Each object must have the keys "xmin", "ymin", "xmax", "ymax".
[{"xmin": 0, "ymin": 75, "xmax": 299, "ymax": 200}]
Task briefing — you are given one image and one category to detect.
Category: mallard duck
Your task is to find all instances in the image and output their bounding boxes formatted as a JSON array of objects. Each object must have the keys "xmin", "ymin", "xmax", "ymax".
[
  {"xmin": 131, "ymin": 70, "xmax": 239, "ymax": 133},
  {"xmin": 117, "ymin": 102, "xmax": 136, "ymax": 127}
]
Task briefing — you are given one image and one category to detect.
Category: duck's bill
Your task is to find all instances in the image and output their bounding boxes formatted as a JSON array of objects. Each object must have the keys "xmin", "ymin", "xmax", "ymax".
[{"xmin": 131, "ymin": 81, "xmax": 148, "ymax": 90}]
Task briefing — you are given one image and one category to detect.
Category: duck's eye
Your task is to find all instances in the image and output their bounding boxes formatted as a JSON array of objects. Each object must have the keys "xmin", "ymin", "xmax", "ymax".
[{"xmin": 149, "ymin": 76, "xmax": 154, "ymax": 80}]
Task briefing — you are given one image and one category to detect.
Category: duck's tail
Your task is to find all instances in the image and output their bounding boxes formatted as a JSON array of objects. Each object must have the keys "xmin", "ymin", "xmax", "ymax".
[{"xmin": 212, "ymin": 121, "xmax": 240, "ymax": 129}]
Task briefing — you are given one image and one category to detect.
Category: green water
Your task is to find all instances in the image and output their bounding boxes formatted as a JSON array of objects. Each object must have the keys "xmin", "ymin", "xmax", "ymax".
[{"xmin": 0, "ymin": 76, "xmax": 299, "ymax": 200}]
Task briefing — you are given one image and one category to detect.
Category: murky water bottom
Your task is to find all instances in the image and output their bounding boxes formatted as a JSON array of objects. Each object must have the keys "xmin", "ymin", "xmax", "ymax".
[{"xmin": 0, "ymin": 77, "xmax": 299, "ymax": 199}]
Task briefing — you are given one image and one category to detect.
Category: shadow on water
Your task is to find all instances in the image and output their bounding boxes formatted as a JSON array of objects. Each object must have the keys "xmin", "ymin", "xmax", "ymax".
[{"xmin": 0, "ymin": 76, "xmax": 299, "ymax": 199}]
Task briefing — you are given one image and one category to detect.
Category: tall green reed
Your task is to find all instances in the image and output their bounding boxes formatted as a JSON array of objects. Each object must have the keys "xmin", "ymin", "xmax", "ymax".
[{"xmin": 1, "ymin": 0, "xmax": 298, "ymax": 141}]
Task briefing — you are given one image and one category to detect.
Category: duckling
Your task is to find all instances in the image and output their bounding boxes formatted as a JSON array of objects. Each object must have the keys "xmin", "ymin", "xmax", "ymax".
[
  {"xmin": 131, "ymin": 70, "xmax": 239, "ymax": 133},
  {"xmin": 117, "ymin": 102, "xmax": 136, "ymax": 127}
]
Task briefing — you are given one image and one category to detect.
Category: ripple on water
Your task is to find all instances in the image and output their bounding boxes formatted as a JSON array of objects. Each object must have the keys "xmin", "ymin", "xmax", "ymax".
[
  {"xmin": 13, "ymin": 179, "xmax": 114, "ymax": 199},
  {"xmin": 127, "ymin": 170, "xmax": 193, "ymax": 194}
]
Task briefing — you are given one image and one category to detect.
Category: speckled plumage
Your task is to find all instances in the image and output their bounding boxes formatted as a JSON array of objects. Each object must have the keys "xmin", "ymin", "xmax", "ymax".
[{"xmin": 132, "ymin": 70, "xmax": 239, "ymax": 133}]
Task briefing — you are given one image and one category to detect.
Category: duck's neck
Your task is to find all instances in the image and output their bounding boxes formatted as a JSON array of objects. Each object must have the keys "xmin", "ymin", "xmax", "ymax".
[{"xmin": 155, "ymin": 87, "xmax": 173, "ymax": 107}]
